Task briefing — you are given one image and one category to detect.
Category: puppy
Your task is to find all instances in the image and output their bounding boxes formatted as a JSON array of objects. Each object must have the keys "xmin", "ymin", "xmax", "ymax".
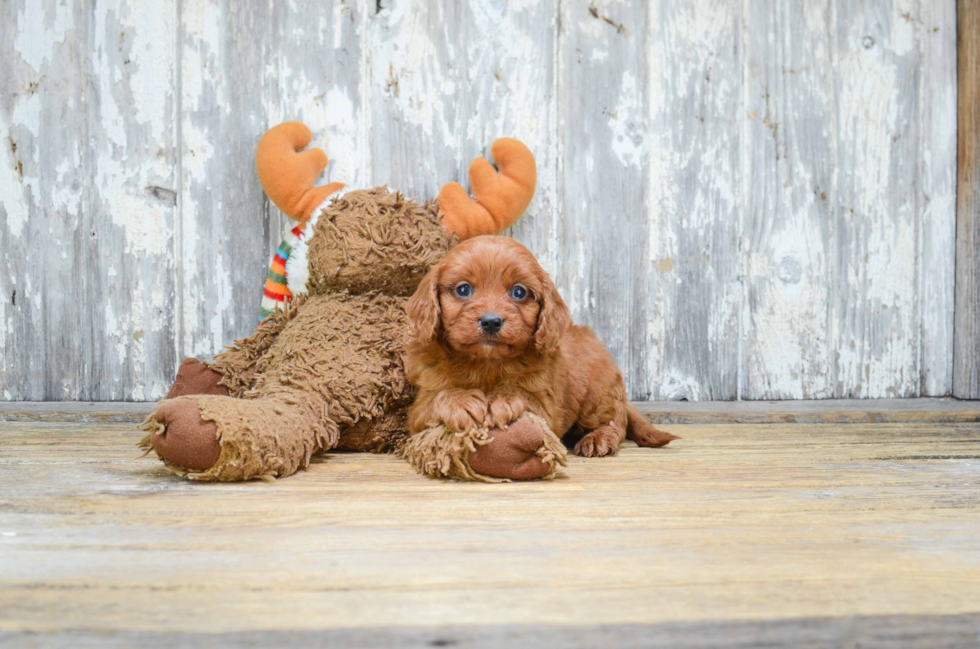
[{"xmin": 404, "ymin": 235, "xmax": 678, "ymax": 457}]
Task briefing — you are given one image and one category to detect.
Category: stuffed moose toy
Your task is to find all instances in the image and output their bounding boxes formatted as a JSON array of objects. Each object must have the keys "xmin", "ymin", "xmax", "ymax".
[{"xmin": 139, "ymin": 122, "xmax": 567, "ymax": 482}]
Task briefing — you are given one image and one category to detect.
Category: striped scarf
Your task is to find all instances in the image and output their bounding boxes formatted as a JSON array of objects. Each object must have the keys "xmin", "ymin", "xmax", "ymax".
[{"xmin": 259, "ymin": 222, "xmax": 307, "ymax": 322}]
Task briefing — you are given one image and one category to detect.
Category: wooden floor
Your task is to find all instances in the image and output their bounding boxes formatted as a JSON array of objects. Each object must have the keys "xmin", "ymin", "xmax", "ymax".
[{"xmin": 2, "ymin": 403, "xmax": 980, "ymax": 647}]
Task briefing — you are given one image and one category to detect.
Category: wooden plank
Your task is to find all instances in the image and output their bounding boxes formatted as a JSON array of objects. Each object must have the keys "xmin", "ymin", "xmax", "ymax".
[
  {"xmin": 742, "ymin": 1, "xmax": 957, "ymax": 399},
  {"xmin": 268, "ymin": 1, "xmax": 370, "ymax": 192},
  {"xmin": 177, "ymin": 0, "xmax": 275, "ymax": 363},
  {"xmin": 741, "ymin": 1, "xmax": 839, "ymax": 399},
  {"xmin": 0, "ymin": 0, "xmax": 179, "ymax": 400},
  {"xmin": 835, "ymin": 0, "xmax": 925, "ymax": 399},
  {"xmin": 455, "ymin": 1, "xmax": 560, "ymax": 281},
  {"xmin": 633, "ymin": 397, "xmax": 980, "ymax": 424},
  {"xmin": 0, "ymin": 0, "xmax": 964, "ymax": 402},
  {"xmin": 834, "ymin": 0, "xmax": 921, "ymax": 398},
  {"xmin": 955, "ymin": 0, "xmax": 980, "ymax": 398},
  {"xmin": 918, "ymin": 0, "xmax": 958, "ymax": 396},
  {"xmin": 2, "ymin": 399, "xmax": 979, "ymax": 424},
  {"xmin": 368, "ymin": 0, "xmax": 462, "ymax": 198},
  {"xmin": 556, "ymin": 0, "xmax": 651, "ymax": 399},
  {"xmin": 1, "ymin": 420, "xmax": 980, "ymax": 635},
  {"xmin": 0, "ymin": 402, "xmax": 150, "ymax": 424},
  {"xmin": 2, "ymin": 613, "xmax": 979, "ymax": 649},
  {"xmin": 643, "ymin": 2, "xmax": 742, "ymax": 400}
]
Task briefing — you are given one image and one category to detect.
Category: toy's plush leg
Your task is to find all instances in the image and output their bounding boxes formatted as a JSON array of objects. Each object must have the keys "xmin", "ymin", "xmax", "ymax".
[
  {"xmin": 140, "ymin": 391, "xmax": 335, "ymax": 481},
  {"xmin": 141, "ymin": 294, "xmax": 414, "ymax": 481},
  {"xmin": 139, "ymin": 359, "xmax": 229, "ymax": 471},
  {"xmin": 204, "ymin": 298, "xmax": 305, "ymax": 397},
  {"xmin": 142, "ymin": 398, "xmax": 222, "ymax": 471},
  {"xmin": 166, "ymin": 358, "xmax": 229, "ymax": 399},
  {"xmin": 401, "ymin": 412, "xmax": 567, "ymax": 483}
]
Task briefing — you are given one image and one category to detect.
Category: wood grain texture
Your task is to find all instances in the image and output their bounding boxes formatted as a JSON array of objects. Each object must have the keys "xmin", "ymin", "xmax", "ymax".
[
  {"xmin": 741, "ymin": 1, "xmax": 837, "ymax": 399},
  {"xmin": 644, "ymin": 1, "xmax": 742, "ymax": 401},
  {"xmin": 3, "ymin": 397, "xmax": 979, "ymax": 424},
  {"xmin": 0, "ymin": 0, "xmax": 180, "ymax": 401},
  {"xmin": 919, "ymin": 0, "xmax": 958, "ymax": 396},
  {"xmin": 742, "ymin": 1, "xmax": 957, "ymax": 400},
  {"xmin": 955, "ymin": 0, "xmax": 980, "ymax": 398},
  {"xmin": 177, "ymin": 0, "xmax": 366, "ymax": 361},
  {"xmin": 633, "ymin": 397, "xmax": 980, "ymax": 424},
  {"xmin": 3, "ymin": 614, "xmax": 980, "ymax": 648},
  {"xmin": 2, "ymin": 418, "xmax": 980, "ymax": 635},
  {"xmin": 178, "ymin": 0, "xmax": 276, "ymax": 364},
  {"xmin": 557, "ymin": 0, "xmax": 650, "ymax": 400},
  {"xmin": 0, "ymin": 0, "xmax": 962, "ymax": 401}
]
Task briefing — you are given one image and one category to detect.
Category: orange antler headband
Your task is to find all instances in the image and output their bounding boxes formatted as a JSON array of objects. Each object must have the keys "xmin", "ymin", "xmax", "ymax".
[
  {"xmin": 256, "ymin": 122, "xmax": 536, "ymax": 237},
  {"xmin": 256, "ymin": 122, "xmax": 345, "ymax": 222},
  {"xmin": 437, "ymin": 138, "xmax": 537, "ymax": 239}
]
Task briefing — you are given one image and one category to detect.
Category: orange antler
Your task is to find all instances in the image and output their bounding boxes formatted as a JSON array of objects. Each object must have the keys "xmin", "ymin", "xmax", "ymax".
[
  {"xmin": 437, "ymin": 138, "xmax": 536, "ymax": 239},
  {"xmin": 256, "ymin": 122, "xmax": 345, "ymax": 222}
]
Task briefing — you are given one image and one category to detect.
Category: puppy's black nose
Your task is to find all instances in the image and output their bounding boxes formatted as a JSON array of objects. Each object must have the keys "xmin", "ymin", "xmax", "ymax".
[{"xmin": 479, "ymin": 312, "xmax": 504, "ymax": 335}]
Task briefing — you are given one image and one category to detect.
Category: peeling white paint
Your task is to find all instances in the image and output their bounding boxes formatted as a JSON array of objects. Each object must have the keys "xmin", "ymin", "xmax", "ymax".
[
  {"xmin": 0, "ymin": 112, "xmax": 30, "ymax": 240},
  {"xmin": 0, "ymin": 0, "xmax": 961, "ymax": 401},
  {"xmin": 370, "ymin": 1, "xmax": 457, "ymax": 150},
  {"xmin": 126, "ymin": 1, "xmax": 175, "ymax": 141},
  {"xmin": 918, "ymin": 0, "xmax": 958, "ymax": 396},
  {"xmin": 14, "ymin": 0, "xmax": 75, "ymax": 73},
  {"xmin": 609, "ymin": 72, "xmax": 646, "ymax": 168},
  {"xmin": 659, "ymin": 368, "xmax": 702, "ymax": 401}
]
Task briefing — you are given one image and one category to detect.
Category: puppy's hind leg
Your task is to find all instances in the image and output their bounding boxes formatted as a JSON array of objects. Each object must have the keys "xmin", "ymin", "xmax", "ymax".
[
  {"xmin": 626, "ymin": 403, "xmax": 680, "ymax": 448},
  {"xmin": 573, "ymin": 421, "xmax": 627, "ymax": 457}
]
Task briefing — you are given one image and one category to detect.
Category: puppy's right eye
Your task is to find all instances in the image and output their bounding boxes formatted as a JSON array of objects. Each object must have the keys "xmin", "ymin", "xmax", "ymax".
[{"xmin": 454, "ymin": 282, "xmax": 472, "ymax": 298}]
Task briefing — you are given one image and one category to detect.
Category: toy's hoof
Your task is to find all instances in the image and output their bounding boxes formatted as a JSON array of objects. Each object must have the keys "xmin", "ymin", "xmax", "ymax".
[
  {"xmin": 167, "ymin": 358, "xmax": 229, "ymax": 399},
  {"xmin": 468, "ymin": 417, "xmax": 552, "ymax": 480},
  {"xmin": 149, "ymin": 398, "xmax": 221, "ymax": 471}
]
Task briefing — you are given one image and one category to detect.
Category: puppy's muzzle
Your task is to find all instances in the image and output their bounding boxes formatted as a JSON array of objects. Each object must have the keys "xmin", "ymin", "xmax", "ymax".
[{"xmin": 478, "ymin": 312, "xmax": 504, "ymax": 335}]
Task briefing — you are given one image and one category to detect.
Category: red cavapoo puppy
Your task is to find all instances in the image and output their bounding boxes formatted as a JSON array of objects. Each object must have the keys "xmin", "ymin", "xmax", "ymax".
[{"xmin": 405, "ymin": 235, "xmax": 678, "ymax": 457}]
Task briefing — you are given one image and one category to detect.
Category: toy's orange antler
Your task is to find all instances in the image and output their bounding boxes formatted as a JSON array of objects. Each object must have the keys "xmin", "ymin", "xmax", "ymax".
[
  {"xmin": 256, "ymin": 122, "xmax": 345, "ymax": 222},
  {"xmin": 438, "ymin": 138, "xmax": 536, "ymax": 239}
]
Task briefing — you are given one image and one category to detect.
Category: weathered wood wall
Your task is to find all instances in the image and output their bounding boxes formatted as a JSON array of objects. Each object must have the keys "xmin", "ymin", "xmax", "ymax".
[
  {"xmin": 956, "ymin": 0, "xmax": 980, "ymax": 399},
  {"xmin": 0, "ymin": 0, "xmax": 959, "ymax": 401}
]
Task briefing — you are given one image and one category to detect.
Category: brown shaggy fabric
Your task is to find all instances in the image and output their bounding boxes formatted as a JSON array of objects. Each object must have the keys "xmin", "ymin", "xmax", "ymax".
[
  {"xmin": 401, "ymin": 412, "xmax": 566, "ymax": 483},
  {"xmin": 141, "ymin": 187, "xmax": 460, "ymax": 481},
  {"xmin": 166, "ymin": 358, "xmax": 228, "ymax": 399},
  {"xmin": 207, "ymin": 299, "xmax": 305, "ymax": 397},
  {"xmin": 306, "ymin": 187, "xmax": 453, "ymax": 297},
  {"xmin": 336, "ymin": 411, "xmax": 409, "ymax": 453},
  {"xmin": 142, "ymin": 292, "xmax": 421, "ymax": 481}
]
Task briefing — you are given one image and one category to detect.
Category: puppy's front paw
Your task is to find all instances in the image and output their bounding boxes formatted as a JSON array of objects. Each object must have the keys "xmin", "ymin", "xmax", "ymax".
[
  {"xmin": 486, "ymin": 394, "xmax": 527, "ymax": 428},
  {"xmin": 435, "ymin": 389, "xmax": 489, "ymax": 432},
  {"xmin": 573, "ymin": 426, "xmax": 623, "ymax": 457}
]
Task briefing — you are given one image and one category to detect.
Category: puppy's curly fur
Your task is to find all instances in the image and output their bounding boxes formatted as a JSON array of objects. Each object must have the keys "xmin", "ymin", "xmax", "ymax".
[{"xmin": 405, "ymin": 236, "xmax": 678, "ymax": 456}]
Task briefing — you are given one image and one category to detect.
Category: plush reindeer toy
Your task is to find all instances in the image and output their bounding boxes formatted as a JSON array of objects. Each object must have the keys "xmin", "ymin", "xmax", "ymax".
[{"xmin": 139, "ymin": 122, "xmax": 566, "ymax": 483}]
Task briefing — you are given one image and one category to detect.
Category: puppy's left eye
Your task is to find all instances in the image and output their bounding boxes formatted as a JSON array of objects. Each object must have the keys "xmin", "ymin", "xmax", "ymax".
[{"xmin": 510, "ymin": 284, "xmax": 527, "ymax": 301}]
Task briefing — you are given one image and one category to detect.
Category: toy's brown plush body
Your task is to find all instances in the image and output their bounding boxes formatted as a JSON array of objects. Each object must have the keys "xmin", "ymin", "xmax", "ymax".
[{"xmin": 139, "ymin": 124, "xmax": 566, "ymax": 483}]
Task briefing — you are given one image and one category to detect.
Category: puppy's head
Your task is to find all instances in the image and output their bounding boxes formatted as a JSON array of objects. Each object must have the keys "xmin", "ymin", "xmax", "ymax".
[{"xmin": 406, "ymin": 236, "xmax": 571, "ymax": 359}]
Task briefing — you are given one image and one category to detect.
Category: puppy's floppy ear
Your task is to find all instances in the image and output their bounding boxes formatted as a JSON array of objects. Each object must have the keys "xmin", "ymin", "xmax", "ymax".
[
  {"xmin": 407, "ymin": 265, "xmax": 442, "ymax": 343},
  {"xmin": 533, "ymin": 270, "xmax": 571, "ymax": 353}
]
